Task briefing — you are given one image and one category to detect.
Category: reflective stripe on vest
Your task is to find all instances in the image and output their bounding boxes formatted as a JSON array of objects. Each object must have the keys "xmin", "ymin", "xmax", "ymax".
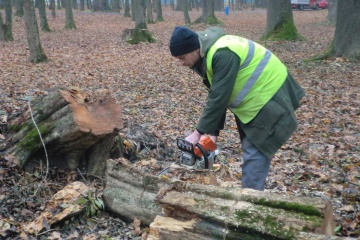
[
  {"xmin": 229, "ymin": 42, "xmax": 272, "ymax": 108},
  {"xmin": 206, "ymin": 35, "xmax": 287, "ymax": 123}
]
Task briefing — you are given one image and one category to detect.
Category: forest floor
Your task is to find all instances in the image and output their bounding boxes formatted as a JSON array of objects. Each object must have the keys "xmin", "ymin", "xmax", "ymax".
[{"xmin": 0, "ymin": 6, "xmax": 359, "ymax": 239}]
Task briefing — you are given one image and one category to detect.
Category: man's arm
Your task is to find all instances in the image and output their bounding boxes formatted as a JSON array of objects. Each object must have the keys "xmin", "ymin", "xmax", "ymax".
[{"xmin": 196, "ymin": 49, "xmax": 240, "ymax": 134}]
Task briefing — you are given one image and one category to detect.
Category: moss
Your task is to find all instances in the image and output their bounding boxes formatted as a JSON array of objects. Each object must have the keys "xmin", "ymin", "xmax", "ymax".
[
  {"xmin": 220, "ymin": 206, "xmax": 230, "ymax": 211},
  {"xmin": 261, "ymin": 19, "xmax": 304, "ymax": 41},
  {"xmin": 142, "ymin": 175, "xmax": 160, "ymax": 187},
  {"xmin": 18, "ymin": 123, "xmax": 54, "ymax": 151},
  {"xmin": 127, "ymin": 29, "xmax": 155, "ymax": 44},
  {"xmin": 234, "ymin": 209, "xmax": 296, "ymax": 239},
  {"xmin": 216, "ymin": 191, "xmax": 233, "ymax": 200},
  {"xmin": 242, "ymin": 197, "xmax": 322, "ymax": 217},
  {"xmin": 8, "ymin": 124, "xmax": 22, "ymax": 132}
]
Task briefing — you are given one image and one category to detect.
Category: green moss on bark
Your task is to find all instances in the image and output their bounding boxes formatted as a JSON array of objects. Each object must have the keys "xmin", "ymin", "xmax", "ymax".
[
  {"xmin": 261, "ymin": 19, "xmax": 304, "ymax": 41},
  {"xmin": 127, "ymin": 29, "xmax": 155, "ymax": 44},
  {"xmin": 18, "ymin": 123, "xmax": 54, "ymax": 151}
]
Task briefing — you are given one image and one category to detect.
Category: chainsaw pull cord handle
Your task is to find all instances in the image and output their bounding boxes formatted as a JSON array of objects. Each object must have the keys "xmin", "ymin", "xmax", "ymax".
[{"xmin": 195, "ymin": 142, "xmax": 209, "ymax": 169}]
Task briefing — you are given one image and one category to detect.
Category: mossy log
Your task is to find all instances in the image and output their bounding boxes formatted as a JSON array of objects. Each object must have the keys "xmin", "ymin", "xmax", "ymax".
[
  {"xmin": 5, "ymin": 88, "xmax": 123, "ymax": 175},
  {"xmin": 151, "ymin": 183, "xmax": 335, "ymax": 240},
  {"xmin": 103, "ymin": 158, "xmax": 335, "ymax": 239}
]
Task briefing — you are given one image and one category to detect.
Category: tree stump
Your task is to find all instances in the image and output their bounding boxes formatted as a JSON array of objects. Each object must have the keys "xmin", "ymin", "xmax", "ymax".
[
  {"xmin": 103, "ymin": 158, "xmax": 336, "ymax": 239},
  {"xmin": 4, "ymin": 87, "xmax": 123, "ymax": 175}
]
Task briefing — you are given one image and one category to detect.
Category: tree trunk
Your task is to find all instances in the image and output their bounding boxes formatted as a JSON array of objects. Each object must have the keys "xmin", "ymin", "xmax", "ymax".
[
  {"xmin": 332, "ymin": 0, "xmax": 360, "ymax": 61},
  {"xmin": 155, "ymin": 0, "xmax": 163, "ymax": 21},
  {"xmin": 23, "ymin": 0, "xmax": 47, "ymax": 63},
  {"xmin": 175, "ymin": 0, "xmax": 184, "ymax": 11},
  {"xmin": 0, "ymin": 0, "xmax": 13, "ymax": 41},
  {"xmin": 65, "ymin": 0, "xmax": 76, "ymax": 29},
  {"xmin": 183, "ymin": 0, "xmax": 191, "ymax": 25},
  {"xmin": 327, "ymin": 0, "xmax": 336, "ymax": 24},
  {"xmin": 153, "ymin": 183, "xmax": 335, "ymax": 239},
  {"xmin": 122, "ymin": 0, "xmax": 154, "ymax": 44},
  {"xmin": 80, "ymin": 0, "xmax": 85, "ymax": 10},
  {"xmin": 194, "ymin": 0, "xmax": 221, "ymax": 24},
  {"xmin": 103, "ymin": 158, "xmax": 336, "ymax": 239},
  {"xmin": 262, "ymin": 0, "xmax": 303, "ymax": 41},
  {"xmin": 5, "ymin": 88, "xmax": 123, "ymax": 176},
  {"xmin": 124, "ymin": 0, "xmax": 131, "ymax": 17},
  {"xmin": 146, "ymin": 0, "xmax": 154, "ymax": 23},
  {"xmin": 49, "ymin": 0, "xmax": 56, "ymax": 17},
  {"xmin": 38, "ymin": 0, "xmax": 51, "ymax": 32},
  {"xmin": 111, "ymin": 0, "xmax": 120, "ymax": 12},
  {"xmin": 214, "ymin": 0, "xmax": 223, "ymax": 11},
  {"xmin": 14, "ymin": 0, "xmax": 24, "ymax": 17}
]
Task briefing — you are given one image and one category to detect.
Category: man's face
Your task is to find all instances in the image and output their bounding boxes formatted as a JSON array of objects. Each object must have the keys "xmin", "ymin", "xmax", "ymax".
[{"xmin": 174, "ymin": 49, "xmax": 200, "ymax": 69}]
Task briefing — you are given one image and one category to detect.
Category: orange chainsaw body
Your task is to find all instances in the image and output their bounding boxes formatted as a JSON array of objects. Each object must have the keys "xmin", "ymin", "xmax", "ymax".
[{"xmin": 194, "ymin": 136, "xmax": 217, "ymax": 157}]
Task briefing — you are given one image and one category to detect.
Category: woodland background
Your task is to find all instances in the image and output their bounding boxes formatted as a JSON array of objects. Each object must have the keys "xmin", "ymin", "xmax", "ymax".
[{"xmin": 0, "ymin": 3, "xmax": 359, "ymax": 240}]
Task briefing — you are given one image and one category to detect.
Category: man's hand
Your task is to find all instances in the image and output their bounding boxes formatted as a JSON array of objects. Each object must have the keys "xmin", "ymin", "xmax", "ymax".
[
  {"xmin": 185, "ymin": 130, "xmax": 202, "ymax": 145},
  {"xmin": 210, "ymin": 136, "xmax": 217, "ymax": 143},
  {"xmin": 185, "ymin": 130, "xmax": 218, "ymax": 145}
]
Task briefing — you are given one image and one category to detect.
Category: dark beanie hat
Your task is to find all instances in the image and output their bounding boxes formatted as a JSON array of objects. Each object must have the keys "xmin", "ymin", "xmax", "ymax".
[{"xmin": 169, "ymin": 26, "xmax": 200, "ymax": 57}]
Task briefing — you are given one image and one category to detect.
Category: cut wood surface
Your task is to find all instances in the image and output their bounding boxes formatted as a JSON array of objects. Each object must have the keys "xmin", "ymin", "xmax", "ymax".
[
  {"xmin": 103, "ymin": 158, "xmax": 337, "ymax": 239},
  {"xmin": 5, "ymin": 87, "xmax": 123, "ymax": 174}
]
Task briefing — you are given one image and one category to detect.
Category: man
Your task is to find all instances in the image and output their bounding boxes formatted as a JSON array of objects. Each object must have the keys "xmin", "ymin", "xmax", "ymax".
[{"xmin": 169, "ymin": 26, "xmax": 305, "ymax": 190}]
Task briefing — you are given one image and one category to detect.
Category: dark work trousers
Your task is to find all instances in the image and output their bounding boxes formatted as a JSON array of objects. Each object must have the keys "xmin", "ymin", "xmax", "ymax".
[{"xmin": 236, "ymin": 116, "xmax": 271, "ymax": 190}]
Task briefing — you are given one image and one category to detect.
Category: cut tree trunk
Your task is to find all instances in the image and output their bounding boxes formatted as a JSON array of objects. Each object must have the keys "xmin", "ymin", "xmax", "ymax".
[
  {"xmin": 5, "ymin": 87, "xmax": 123, "ymax": 176},
  {"xmin": 103, "ymin": 158, "xmax": 336, "ymax": 239},
  {"xmin": 151, "ymin": 182, "xmax": 334, "ymax": 240}
]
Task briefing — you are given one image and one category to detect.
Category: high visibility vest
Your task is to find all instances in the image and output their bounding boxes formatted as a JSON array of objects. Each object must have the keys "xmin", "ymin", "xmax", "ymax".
[{"xmin": 206, "ymin": 35, "xmax": 287, "ymax": 123}]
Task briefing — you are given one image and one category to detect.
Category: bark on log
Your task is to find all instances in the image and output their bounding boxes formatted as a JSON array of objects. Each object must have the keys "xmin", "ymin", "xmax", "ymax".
[
  {"xmin": 5, "ymin": 88, "xmax": 123, "ymax": 175},
  {"xmin": 152, "ymin": 183, "xmax": 335, "ymax": 239},
  {"xmin": 103, "ymin": 158, "xmax": 336, "ymax": 239}
]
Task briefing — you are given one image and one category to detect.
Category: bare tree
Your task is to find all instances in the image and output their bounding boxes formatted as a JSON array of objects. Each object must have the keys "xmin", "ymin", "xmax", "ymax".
[
  {"xmin": 38, "ymin": 0, "xmax": 51, "ymax": 31},
  {"xmin": 123, "ymin": 0, "xmax": 154, "ymax": 44},
  {"xmin": 65, "ymin": 0, "xmax": 76, "ymax": 29},
  {"xmin": 112, "ymin": 0, "xmax": 121, "ymax": 12},
  {"xmin": 327, "ymin": 0, "xmax": 336, "ymax": 24},
  {"xmin": 0, "ymin": 0, "xmax": 13, "ymax": 41},
  {"xmin": 49, "ymin": 0, "xmax": 56, "ymax": 17},
  {"xmin": 124, "ymin": 0, "xmax": 131, "ymax": 17},
  {"xmin": 23, "ymin": 0, "xmax": 47, "ymax": 63},
  {"xmin": 262, "ymin": 0, "xmax": 303, "ymax": 40},
  {"xmin": 155, "ymin": 0, "xmax": 163, "ymax": 21},
  {"xmin": 331, "ymin": 0, "xmax": 360, "ymax": 61},
  {"xmin": 146, "ymin": 0, "xmax": 154, "ymax": 23},
  {"xmin": 194, "ymin": 0, "xmax": 221, "ymax": 24},
  {"xmin": 183, "ymin": 0, "xmax": 191, "ymax": 25},
  {"xmin": 14, "ymin": 0, "xmax": 24, "ymax": 17}
]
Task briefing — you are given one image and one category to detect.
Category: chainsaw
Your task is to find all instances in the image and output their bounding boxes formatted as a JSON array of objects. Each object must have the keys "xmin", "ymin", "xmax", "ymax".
[{"xmin": 176, "ymin": 136, "xmax": 218, "ymax": 169}]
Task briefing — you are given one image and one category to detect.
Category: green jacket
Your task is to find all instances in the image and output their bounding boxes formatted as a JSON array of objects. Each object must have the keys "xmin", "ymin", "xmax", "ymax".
[{"xmin": 192, "ymin": 27, "xmax": 305, "ymax": 158}]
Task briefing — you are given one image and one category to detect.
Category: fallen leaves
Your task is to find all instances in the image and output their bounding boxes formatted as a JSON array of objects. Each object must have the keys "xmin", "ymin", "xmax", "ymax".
[{"xmin": 0, "ymin": 6, "xmax": 359, "ymax": 239}]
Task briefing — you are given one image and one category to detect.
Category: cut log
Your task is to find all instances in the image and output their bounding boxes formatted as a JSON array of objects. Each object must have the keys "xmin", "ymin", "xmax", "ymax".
[
  {"xmin": 152, "ymin": 182, "xmax": 335, "ymax": 239},
  {"xmin": 4, "ymin": 87, "xmax": 123, "ymax": 175},
  {"xmin": 103, "ymin": 158, "xmax": 336, "ymax": 239},
  {"xmin": 103, "ymin": 158, "xmax": 218, "ymax": 225}
]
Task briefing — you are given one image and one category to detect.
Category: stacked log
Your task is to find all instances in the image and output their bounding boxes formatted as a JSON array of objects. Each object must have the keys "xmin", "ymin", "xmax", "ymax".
[{"xmin": 103, "ymin": 158, "xmax": 336, "ymax": 240}]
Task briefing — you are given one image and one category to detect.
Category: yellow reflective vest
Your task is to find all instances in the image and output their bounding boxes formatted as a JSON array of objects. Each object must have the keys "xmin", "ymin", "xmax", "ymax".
[{"xmin": 206, "ymin": 35, "xmax": 288, "ymax": 123}]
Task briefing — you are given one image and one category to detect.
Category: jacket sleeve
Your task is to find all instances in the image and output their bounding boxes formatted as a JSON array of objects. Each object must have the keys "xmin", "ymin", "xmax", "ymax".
[{"xmin": 196, "ymin": 49, "xmax": 240, "ymax": 135}]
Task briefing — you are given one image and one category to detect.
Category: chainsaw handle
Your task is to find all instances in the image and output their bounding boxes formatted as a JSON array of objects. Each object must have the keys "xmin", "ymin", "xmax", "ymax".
[
  {"xmin": 177, "ymin": 138, "xmax": 194, "ymax": 153},
  {"xmin": 195, "ymin": 142, "xmax": 209, "ymax": 169}
]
